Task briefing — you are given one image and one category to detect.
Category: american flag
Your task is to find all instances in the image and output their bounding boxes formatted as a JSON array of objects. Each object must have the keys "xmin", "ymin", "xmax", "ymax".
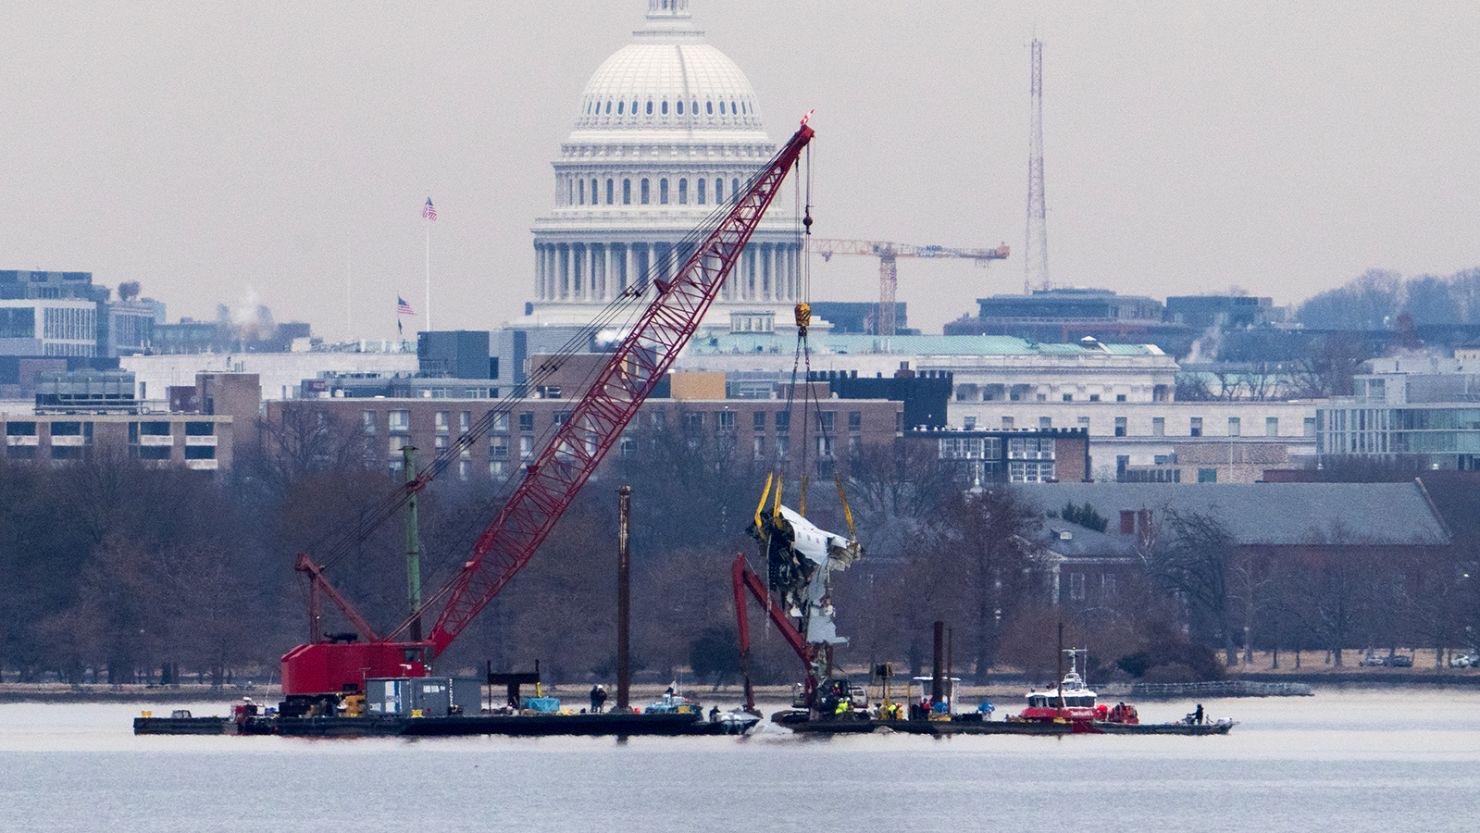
[
  {"xmin": 422, "ymin": 197, "xmax": 438, "ymax": 222},
  {"xmin": 397, "ymin": 295, "xmax": 416, "ymax": 316}
]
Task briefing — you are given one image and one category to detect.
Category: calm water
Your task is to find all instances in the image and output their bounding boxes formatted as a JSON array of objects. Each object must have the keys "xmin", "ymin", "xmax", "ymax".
[{"xmin": 1, "ymin": 690, "xmax": 1476, "ymax": 832}]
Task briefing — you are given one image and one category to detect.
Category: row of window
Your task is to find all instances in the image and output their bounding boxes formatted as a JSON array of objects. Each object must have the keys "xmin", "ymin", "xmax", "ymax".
[
  {"xmin": 365, "ymin": 409, "xmax": 864, "ymax": 436},
  {"xmin": 3, "ymin": 421, "xmax": 214, "ymax": 438},
  {"xmin": 962, "ymin": 414, "xmax": 1315, "ymax": 438},
  {"xmin": 560, "ymin": 174, "xmax": 745, "ymax": 208},
  {"xmin": 580, "ymin": 94, "xmax": 755, "ymax": 121}
]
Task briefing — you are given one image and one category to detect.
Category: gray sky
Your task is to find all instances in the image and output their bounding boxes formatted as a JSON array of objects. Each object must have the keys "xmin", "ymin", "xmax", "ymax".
[{"xmin": 3, "ymin": 1, "xmax": 1478, "ymax": 338}]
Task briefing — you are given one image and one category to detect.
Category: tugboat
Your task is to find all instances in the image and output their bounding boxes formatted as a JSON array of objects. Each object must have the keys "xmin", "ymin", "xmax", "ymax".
[{"xmin": 1011, "ymin": 644, "xmax": 1234, "ymax": 736}]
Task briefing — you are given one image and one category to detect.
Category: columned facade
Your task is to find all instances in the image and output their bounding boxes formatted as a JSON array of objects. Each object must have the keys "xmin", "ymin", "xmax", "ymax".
[{"xmin": 524, "ymin": 0, "xmax": 801, "ymax": 331}]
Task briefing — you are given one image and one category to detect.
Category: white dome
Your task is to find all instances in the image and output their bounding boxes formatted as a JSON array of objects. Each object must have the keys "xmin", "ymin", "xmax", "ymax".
[
  {"xmin": 526, "ymin": 1, "xmax": 798, "ymax": 331},
  {"xmin": 572, "ymin": 7, "xmax": 764, "ymax": 134},
  {"xmin": 575, "ymin": 44, "xmax": 764, "ymax": 132}
]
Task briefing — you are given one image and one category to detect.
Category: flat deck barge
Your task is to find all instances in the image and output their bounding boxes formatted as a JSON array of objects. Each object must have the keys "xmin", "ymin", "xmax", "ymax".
[{"xmin": 135, "ymin": 711, "xmax": 750, "ymax": 738}]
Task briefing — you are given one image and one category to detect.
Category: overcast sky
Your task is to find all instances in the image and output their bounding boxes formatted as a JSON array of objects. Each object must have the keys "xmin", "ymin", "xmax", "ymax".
[{"xmin": 3, "ymin": 1, "xmax": 1478, "ymax": 338}]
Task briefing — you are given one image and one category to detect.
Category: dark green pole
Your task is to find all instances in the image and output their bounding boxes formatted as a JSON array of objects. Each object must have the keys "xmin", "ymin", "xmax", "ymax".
[{"xmin": 403, "ymin": 444, "xmax": 423, "ymax": 644}]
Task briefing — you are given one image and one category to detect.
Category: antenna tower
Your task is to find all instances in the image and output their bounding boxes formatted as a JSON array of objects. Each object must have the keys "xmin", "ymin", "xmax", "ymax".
[{"xmin": 1025, "ymin": 38, "xmax": 1050, "ymax": 293}]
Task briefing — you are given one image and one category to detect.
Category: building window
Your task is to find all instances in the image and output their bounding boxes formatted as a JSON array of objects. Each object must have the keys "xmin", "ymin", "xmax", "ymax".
[
  {"xmin": 717, "ymin": 411, "xmax": 735, "ymax": 430},
  {"xmin": 1198, "ymin": 468, "xmax": 1218, "ymax": 483},
  {"xmin": 1116, "ymin": 394, "xmax": 1127, "ymax": 402},
  {"xmin": 435, "ymin": 435, "xmax": 449, "ymax": 451},
  {"xmin": 1077, "ymin": 416, "xmax": 1090, "ymax": 429},
  {"xmin": 1304, "ymin": 417, "xmax": 1316, "ymax": 438},
  {"xmin": 460, "ymin": 411, "xmax": 471, "ymax": 433},
  {"xmin": 185, "ymin": 421, "xmax": 213, "ymax": 436},
  {"xmin": 1062, "ymin": 394, "xmax": 1073, "ymax": 402},
  {"xmin": 518, "ymin": 412, "xmax": 535, "ymax": 432},
  {"xmin": 753, "ymin": 436, "xmax": 765, "ymax": 460},
  {"xmin": 1228, "ymin": 417, "xmax": 1241, "ymax": 437},
  {"xmin": 660, "ymin": 178, "xmax": 669, "ymax": 204},
  {"xmin": 775, "ymin": 411, "xmax": 790, "ymax": 433},
  {"xmin": 1002, "ymin": 416, "xmax": 1014, "ymax": 429},
  {"xmin": 553, "ymin": 411, "xmax": 571, "ymax": 426},
  {"xmin": 578, "ymin": 179, "xmax": 585, "ymax": 205},
  {"xmin": 715, "ymin": 177, "xmax": 724, "ymax": 203},
  {"xmin": 1039, "ymin": 417, "xmax": 1052, "ymax": 429},
  {"xmin": 732, "ymin": 178, "xmax": 740, "ymax": 197},
  {"xmin": 1266, "ymin": 416, "xmax": 1279, "ymax": 437},
  {"xmin": 519, "ymin": 436, "xmax": 534, "ymax": 460},
  {"xmin": 137, "ymin": 445, "xmax": 170, "ymax": 461},
  {"xmin": 184, "ymin": 445, "xmax": 215, "ymax": 460},
  {"xmin": 753, "ymin": 411, "xmax": 766, "ymax": 431},
  {"xmin": 361, "ymin": 411, "xmax": 377, "ymax": 434},
  {"xmin": 678, "ymin": 179, "xmax": 688, "ymax": 204},
  {"xmin": 697, "ymin": 178, "xmax": 707, "ymax": 205},
  {"xmin": 1069, "ymin": 572, "xmax": 1086, "ymax": 601},
  {"xmin": 458, "ymin": 460, "xmax": 470, "ymax": 480},
  {"xmin": 684, "ymin": 412, "xmax": 704, "ymax": 431},
  {"xmin": 1114, "ymin": 417, "xmax": 1127, "ymax": 437},
  {"xmin": 963, "ymin": 416, "xmax": 977, "ymax": 430},
  {"xmin": 389, "ymin": 410, "xmax": 410, "ymax": 432},
  {"xmin": 819, "ymin": 412, "xmax": 835, "ymax": 433},
  {"xmin": 1101, "ymin": 575, "xmax": 1117, "ymax": 599},
  {"xmin": 1089, "ymin": 394, "xmax": 1101, "ymax": 402},
  {"xmin": 389, "ymin": 436, "xmax": 409, "ymax": 455},
  {"xmin": 1119, "ymin": 511, "xmax": 1135, "ymax": 535},
  {"xmin": 492, "ymin": 412, "xmax": 509, "ymax": 433},
  {"xmin": 1151, "ymin": 417, "xmax": 1164, "ymax": 437},
  {"xmin": 1009, "ymin": 460, "xmax": 1054, "ymax": 482},
  {"xmin": 619, "ymin": 436, "xmax": 638, "ymax": 458},
  {"xmin": 641, "ymin": 179, "xmax": 650, "ymax": 204},
  {"xmin": 489, "ymin": 460, "xmax": 506, "ymax": 478},
  {"xmin": 435, "ymin": 411, "xmax": 450, "ymax": 433},
  {"xmin": 623, "ymin": 179, "xmax": 632, "ymax": 205},
  {"xmin": 1190, "ymin": 417, "xmax": 1203, "ymax": 437},
  {"xmin": 606, "ymin": 178, "xmax": 614, "ymax": 204},
  {"xmin": 490, "ymin": 436, "xmax": 508, "ymax": 460}
]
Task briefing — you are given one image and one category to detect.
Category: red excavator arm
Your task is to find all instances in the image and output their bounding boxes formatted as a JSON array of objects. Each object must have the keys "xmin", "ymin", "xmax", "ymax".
[
  {"xmin": 731, "ymin": 553, "xmax": 816, "ymax": 714},
  {"xmin": 282, "ymin": 116, "xmax": 816, "ymax": 697}
]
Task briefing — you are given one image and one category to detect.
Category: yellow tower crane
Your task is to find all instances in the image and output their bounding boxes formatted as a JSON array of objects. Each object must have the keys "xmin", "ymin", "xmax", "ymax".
[{"xmin": 813, "ymin": 239, "xmax": 1011, "ymax": 338}]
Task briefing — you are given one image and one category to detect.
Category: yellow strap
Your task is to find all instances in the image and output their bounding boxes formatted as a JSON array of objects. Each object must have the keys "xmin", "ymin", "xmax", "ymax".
[
  {"xmin": 753, "ymin": 471, "xmax": 774, "ymax": 530},
  {"xmin": 835, "ymin": 473, "xmax": 857, "ymax": 541}
]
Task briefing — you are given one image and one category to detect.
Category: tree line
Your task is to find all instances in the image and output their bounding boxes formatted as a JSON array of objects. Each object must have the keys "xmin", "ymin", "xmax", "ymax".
[{"xmin": 1, "ymin": 408, "xmax": 1476, "ymax": 689}]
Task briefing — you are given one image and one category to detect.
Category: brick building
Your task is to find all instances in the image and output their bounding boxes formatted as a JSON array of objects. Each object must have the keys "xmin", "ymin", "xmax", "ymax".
[{"xmin": 267, "ymin": 381, "xmax": 902, "ymax": 481}]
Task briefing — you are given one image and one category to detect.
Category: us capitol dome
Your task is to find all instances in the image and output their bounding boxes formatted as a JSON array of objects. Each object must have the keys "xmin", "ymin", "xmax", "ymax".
[{"xmin": 526, "ymin": 0, "xmax": 802, "ymax": 332}]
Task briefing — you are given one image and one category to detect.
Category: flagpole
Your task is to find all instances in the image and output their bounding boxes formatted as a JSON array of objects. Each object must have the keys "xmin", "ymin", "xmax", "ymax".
[
  {"xmin": 345, "ymin": 239, "xmax": 353, "ymax": 342},
  {"xmin": 424, "ymin": 219, "xmax": 432, "ymax": 333}
]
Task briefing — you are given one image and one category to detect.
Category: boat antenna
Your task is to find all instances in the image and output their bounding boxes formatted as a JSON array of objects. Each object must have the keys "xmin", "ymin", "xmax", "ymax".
[{"xmin": 1056, "ymin": 621, "xmax": 1066, "ymax": 710}]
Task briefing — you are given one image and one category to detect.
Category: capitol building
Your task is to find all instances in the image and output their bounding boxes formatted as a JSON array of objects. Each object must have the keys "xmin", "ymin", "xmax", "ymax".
[{"xmin": 525, "ymin": 0, "xmax": 803, "ymax": 332}]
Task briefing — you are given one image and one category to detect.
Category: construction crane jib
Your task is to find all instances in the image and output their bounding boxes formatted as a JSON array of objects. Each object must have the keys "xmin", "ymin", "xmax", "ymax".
[
  {"xmin": 279, "ymin": 116, "xmax": 818, "ymax": 699},
  {"xmin": 813, "ymin": 239, "xmax": 1010, "ymax": 338}
]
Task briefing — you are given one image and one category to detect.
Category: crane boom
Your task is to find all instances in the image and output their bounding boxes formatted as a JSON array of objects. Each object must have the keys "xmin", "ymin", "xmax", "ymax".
[
  {"xmin": 812, "ymin": 238, "xmax": 1009, "ymax": 338},
  {"xmin": 280, "ymin": 117, "xmax": 815, "ymax": 697}
]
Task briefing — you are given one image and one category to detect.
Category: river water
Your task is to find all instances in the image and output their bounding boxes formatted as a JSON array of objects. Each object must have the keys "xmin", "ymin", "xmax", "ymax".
[{"xmin": 1, "ymin": 690, "xmax": 1474, "ymax": 832}]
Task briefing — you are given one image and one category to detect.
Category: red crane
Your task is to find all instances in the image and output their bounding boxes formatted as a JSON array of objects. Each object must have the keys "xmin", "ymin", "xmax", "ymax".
[
  {"xmin": 280, "ymin": 116, "xmax": 817, "ymax": 703},
  {"xmin": 731, "ymin": 553, "xmax": 816, "ymax": 714}
]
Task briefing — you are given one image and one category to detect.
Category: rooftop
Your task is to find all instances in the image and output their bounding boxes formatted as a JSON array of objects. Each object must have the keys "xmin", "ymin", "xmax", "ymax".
[
  {"xmin": 1019, "ymin": 481, "xmax": 1450, "ymax": 547},
  {"xmin": 687, "ymin": 333, "xmax": 1166, "ymax": 358}
]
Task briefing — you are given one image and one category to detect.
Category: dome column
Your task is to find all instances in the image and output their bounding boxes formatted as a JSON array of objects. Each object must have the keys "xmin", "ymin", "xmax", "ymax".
[{"xmin": 558, "ymin": 243, "xmax": 571, "ymax": 300}]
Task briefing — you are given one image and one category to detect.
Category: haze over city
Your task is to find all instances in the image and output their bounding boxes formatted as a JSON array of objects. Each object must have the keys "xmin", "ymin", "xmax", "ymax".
[{"xmin": 4, "ymin": 0, "xmax": 1478, "ymax": 338}]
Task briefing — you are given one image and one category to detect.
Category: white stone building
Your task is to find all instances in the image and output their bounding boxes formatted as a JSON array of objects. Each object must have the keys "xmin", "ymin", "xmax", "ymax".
[
  {"xmin": 949, "ymin": 399, "xmax": 1321, "ymax": 482},
  {"xmin": 525, "ymin": 0, "xmax": 803, "ymax": 331}
]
